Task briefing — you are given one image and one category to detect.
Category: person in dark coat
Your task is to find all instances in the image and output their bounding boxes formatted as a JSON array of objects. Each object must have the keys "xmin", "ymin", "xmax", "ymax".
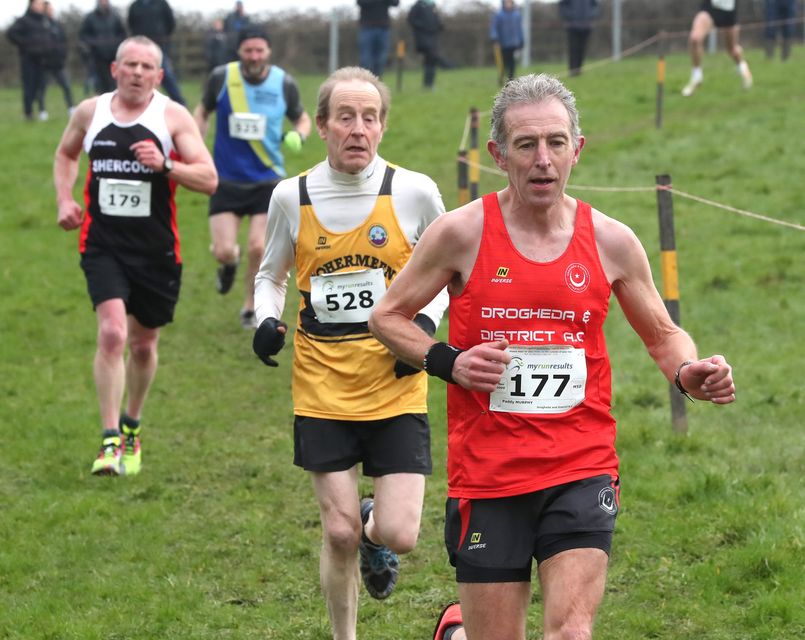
[
  {"xmin": 356, "ymin": 0, "xmax": 399, "ymax": 78},
  {"xmin": 407, "ymin": 0, "xmax": 452, "ymax": 89},
  {"xmin": 558, "ymin": 0, "xmax": 599, "ymax": 76},
  {"xmin": 38, "ymin": 2, "xmax": 75, "ymax": 116},
  {"xmin": 223, "ymin": 1, "xmax": 251, "ymax": 61},
  {"xmin": 127, "ymin": 0, "xmax": 186, "ymax": 105},
  {"xmin": 7, "ymin": 0, "xmax": 50, "ymax": 120},
  {"xmin": 79, "ymin": 0, "xmax": 127, "ymax": 94},
  {"xmin": 490, "ymin": 0, "xmax": 524, "ymax": 81},
  {"xmin": 203, "ymin": 18, "xmax": 230, "ymax": 73}
]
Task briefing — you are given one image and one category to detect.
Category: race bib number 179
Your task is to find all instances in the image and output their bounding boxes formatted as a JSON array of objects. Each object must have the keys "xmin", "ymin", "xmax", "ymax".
[{"xmin": 98, "ymin": 178, "xmax": 151, "ymax": 217}]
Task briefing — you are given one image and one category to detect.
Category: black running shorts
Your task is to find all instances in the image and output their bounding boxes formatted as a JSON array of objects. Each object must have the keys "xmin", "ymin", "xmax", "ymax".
[
  {"xmin": 293, "ymin": 413, "xmax": 432, "ymax": 476},
  {"xmin": 701, "ymin": 0, "xmax": 737, "ymax": 28},
  {"xmin": 208, "ymin": 179, "xmax": 279, "ymax": 217},
  {"xmin": 80, "ymin": 250, "xmax": 182, "ymax": 328},
  {"xmin": 445, "ymin": 474, "xmax": 620, "ymax": 583}
]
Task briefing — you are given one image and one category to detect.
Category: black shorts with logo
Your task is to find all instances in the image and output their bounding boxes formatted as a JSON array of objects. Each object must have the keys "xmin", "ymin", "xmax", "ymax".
[
  {"xmin": 80, "ymin": 249, "xmax": 182, "ymax": 329},
  {"xmin": 702, "ymin": 0, "xmax": 737, "ymax": 28},
  {"xmin": 208, "ymin": 178, "xmax": 279, "ymax": 217},
  {"xmin": 293, "ymin": 413, "xmax": 432, "ymax": 476},
  {"xmin": 445, "ymin": 474, "xmax": 620, "ymax": 583}
]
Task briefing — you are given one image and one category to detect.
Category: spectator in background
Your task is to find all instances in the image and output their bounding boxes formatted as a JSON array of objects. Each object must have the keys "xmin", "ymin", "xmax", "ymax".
[
  {"xmin": 490, "ymin": 0, "xmax": 524, "ymax": 81},
  {"xmin": 408, "ymin": 0, "xmax": 452, "ymax": 89},
  {"xmin": 223, "ymin": 1, "xmax": 251, "ymax": 61},
  {"xmin": 7, "ymin": 0, "xmax": 50, "ymax": 121},
  {"xmin": 356, "ymin": 0, "xmax": 399, "ymax": 78},
  {"xmin": 558, "ymin": 0, "xmax": 599, "ymax": 76},
  {"xmin": 203, "ymin": 18, "xmax": 230, "ymax": 73},
  {"xmin": 681, "ymin": 1, "xmax": 752, "ymax": 97},
  {"xmin": 127, "ymin": 0, "xmax": 186, "ymax": 105},
  {"xmin": 764, "ymin": 0, "xmax": 797, "ymax": 60},
  {"xmin": 39, "ymin": 1, "xmax": 75, "ymax": 117},
  {"xmin": 79, "ymin": 0, "xmax": 127, "ymax": 94}
]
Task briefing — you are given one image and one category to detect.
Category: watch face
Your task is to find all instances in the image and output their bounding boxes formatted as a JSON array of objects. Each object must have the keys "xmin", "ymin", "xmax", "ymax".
[{"xmin": 163, "ymin": 158, "xmax": 173, "ymax": 173}]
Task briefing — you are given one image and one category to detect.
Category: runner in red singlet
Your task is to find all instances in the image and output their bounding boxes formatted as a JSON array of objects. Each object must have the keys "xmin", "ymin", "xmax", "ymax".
[{"xmin": 370, "ymin": 73, "xmax": 735, "ymax": 640}]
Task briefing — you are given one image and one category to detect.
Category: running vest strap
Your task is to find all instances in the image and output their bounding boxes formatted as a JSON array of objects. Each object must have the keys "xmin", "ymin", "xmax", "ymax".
[
  {"xmin": 80, "ymin": 91, "xmax": 180, "ymax": 260},
  {"xmin": 446, "ymin": 194, "xmax": 618, "ymax": 498},
  {"xmin": 213, "ymin": 62, "xmax": 287, "ymax": 181},
  {"xmin": 291, "ymin": 164, "xmax": 428, "ymax": 420}
]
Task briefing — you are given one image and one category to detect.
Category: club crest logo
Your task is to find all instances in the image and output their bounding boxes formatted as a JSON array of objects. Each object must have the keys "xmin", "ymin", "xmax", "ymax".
[
  {"xmin": 368, "ymin": 224, "xmax": 388, "ymax": 248},
  {"xmin": 598, "ymin": 486, "xmax": 618, "ymax": 515},
  {"xmin": 565, "ymin": 263, "xmax": 590, "ymax": 293}
]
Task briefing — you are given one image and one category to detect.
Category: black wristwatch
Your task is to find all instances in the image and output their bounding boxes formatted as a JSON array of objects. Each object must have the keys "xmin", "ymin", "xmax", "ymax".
[{"xmin": 161, "ymin": 157, "xmax": 174, "ymax": 174}]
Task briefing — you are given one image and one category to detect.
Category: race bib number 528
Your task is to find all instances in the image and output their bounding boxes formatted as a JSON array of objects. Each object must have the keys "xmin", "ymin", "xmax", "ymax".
[{"xmin": 309, "ymin": 268, "xmax": 387, "ymax": 323}]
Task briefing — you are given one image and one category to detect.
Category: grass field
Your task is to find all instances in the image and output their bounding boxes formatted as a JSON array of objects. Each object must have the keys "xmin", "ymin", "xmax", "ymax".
[{"xmin": 1, "ymin": 48, "xmax": 803, "ymax": 639}]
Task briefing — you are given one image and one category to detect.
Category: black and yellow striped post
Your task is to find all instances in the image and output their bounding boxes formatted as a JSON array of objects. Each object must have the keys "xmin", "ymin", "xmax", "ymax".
[
  {"xmin": 655, "ymin": 32, "xmax": 666, "ymax": 129},
  {"xmin": 493, "ymin": 42, "xmax": 504, "ymax": 86},
  {"xmin": 656, "ymin": 174, "xmax": 688, "ymax": 434},
  {"xmin": 395, "ymin": 39, "xmax": 406, "ymax": 93},
  {"xmin": 457, "ymin": 150, "xmax": 469, "ymax": 205},
  {"xmin": 468, "ymin": 108, "xmax": 481, "ymax": 201}
]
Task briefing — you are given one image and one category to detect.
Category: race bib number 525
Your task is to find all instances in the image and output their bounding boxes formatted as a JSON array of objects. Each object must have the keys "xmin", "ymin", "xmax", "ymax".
[{"xmin": 490, "ymin": 345, "xmax": 587, "ymax": 414}]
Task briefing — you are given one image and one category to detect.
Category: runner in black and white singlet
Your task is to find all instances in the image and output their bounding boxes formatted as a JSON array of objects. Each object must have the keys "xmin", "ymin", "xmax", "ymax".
[
  {"xmin": 54, "ymin": 36, "xmax": 217, "ymax": 478},
  {"xmin": 681, "ymin": 0, "xmax": 753, "ymax": 97}
]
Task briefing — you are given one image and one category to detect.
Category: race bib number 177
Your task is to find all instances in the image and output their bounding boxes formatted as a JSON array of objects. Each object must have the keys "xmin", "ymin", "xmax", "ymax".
[{"xmin": 489, "ymin": 345, "xmax": 587, "ymax": 414}]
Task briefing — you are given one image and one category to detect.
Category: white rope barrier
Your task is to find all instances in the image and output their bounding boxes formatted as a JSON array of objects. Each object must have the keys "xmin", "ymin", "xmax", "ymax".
[{"xmin": 455, "ymin": 155, "xmax": 805, "ymax": 232}]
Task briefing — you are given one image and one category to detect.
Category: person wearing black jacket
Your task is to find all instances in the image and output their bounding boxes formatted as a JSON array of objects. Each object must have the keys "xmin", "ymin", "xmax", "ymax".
[
  {"xmin": 39, "ymin": 2, "xmax": 75, "ymax": 116},
  {"xmin": 79, "ymin": 0, "xmax": 127, "ymax": 94},
  {"xmin": 127, "ymin": 0, "xmax": 186, "ymax": 105},
  {"xmin": 407, "ymin": 0, "xmax": 452, "ymax": 89},
  {"xmin": 558, "ymin": 0, "xmax": 599, "ymax": 76},
  {"xmin": 7, "ymin": 0, "xmax": 50, "ymax": 120}
]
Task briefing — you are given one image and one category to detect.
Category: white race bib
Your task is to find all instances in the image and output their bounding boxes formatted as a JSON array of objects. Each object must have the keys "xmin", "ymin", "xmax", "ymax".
[
  {"xmin": 711, "ymin": 0, "xmax": 735, "ymax": 11},
  {"xmin": 228, "ymin": 112, "xmax": 266, "ymax": 141},
  {"xmin": 98, "ymin": 178, "xmax": 151, "ymax": 217},
  {"xmin": 309, "ymin": 268, "xmax": 387, "ymax": 323},
  {"xmin": 490, "ymin": 345, "xmax": 587, "ymax": 414}
]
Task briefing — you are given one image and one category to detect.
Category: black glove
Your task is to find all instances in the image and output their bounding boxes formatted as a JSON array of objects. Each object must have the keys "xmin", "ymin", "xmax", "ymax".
[
  {"xmin": 394, "ymin": 314, "xmax": 436, "ymax": 378},
  {"xmin": 253, "ymin": 317, "xmax": 287, "ymax": 367}
]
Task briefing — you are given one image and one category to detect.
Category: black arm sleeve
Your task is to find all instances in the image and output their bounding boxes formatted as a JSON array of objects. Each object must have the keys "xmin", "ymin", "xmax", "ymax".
[
  {"xmin": 201, "ymin": 65, "xmax": 227, "ymax": 113},
  {"xmin": 283, "ymin": 74, "xmax": 306, "ymax": 123}
]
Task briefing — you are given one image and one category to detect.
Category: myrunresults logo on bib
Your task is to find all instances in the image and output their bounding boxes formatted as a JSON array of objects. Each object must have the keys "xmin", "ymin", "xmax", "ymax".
[
  {"xmin": 309, "ymin": 268, "xmax": 387, "ymax": 323},
  {"xmin": 490, "ymin": 345, "xmax": 587, "ymax": 414}
]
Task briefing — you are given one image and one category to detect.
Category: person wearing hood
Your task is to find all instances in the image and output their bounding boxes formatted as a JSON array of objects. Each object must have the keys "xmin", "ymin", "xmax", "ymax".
[{"xmin": 490, "ymin": 0, "xmax": 524, "ymax": 81}]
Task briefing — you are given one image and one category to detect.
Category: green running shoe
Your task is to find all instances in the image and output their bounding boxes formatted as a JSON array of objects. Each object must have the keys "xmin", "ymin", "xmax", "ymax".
[
  {"xmin": 121, "ymin": 423, "xmax": 142, "ymax": 476},
  {"xmin": 91, "ymin": 434, "xmax": 122, "ymax": 476}
]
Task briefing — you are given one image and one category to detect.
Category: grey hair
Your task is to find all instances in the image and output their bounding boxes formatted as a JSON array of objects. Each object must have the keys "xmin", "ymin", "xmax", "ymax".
[
  {"xmin": 490, "ymin": 73, "xmax": 581, "ymax": 155},
  {"xmin": 316, "ymin": 66, "xmax": 391, "ymax": 125},
  {"xmin": 115, "ymin": 36, "xmax": 164, "ymax": 68}
]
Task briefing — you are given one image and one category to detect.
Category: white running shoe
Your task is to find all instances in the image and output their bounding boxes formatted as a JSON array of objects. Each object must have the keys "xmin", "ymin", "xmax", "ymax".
[{"xmin": 681, "ymin": 79, "xmax": 701, "ymax": 97}]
